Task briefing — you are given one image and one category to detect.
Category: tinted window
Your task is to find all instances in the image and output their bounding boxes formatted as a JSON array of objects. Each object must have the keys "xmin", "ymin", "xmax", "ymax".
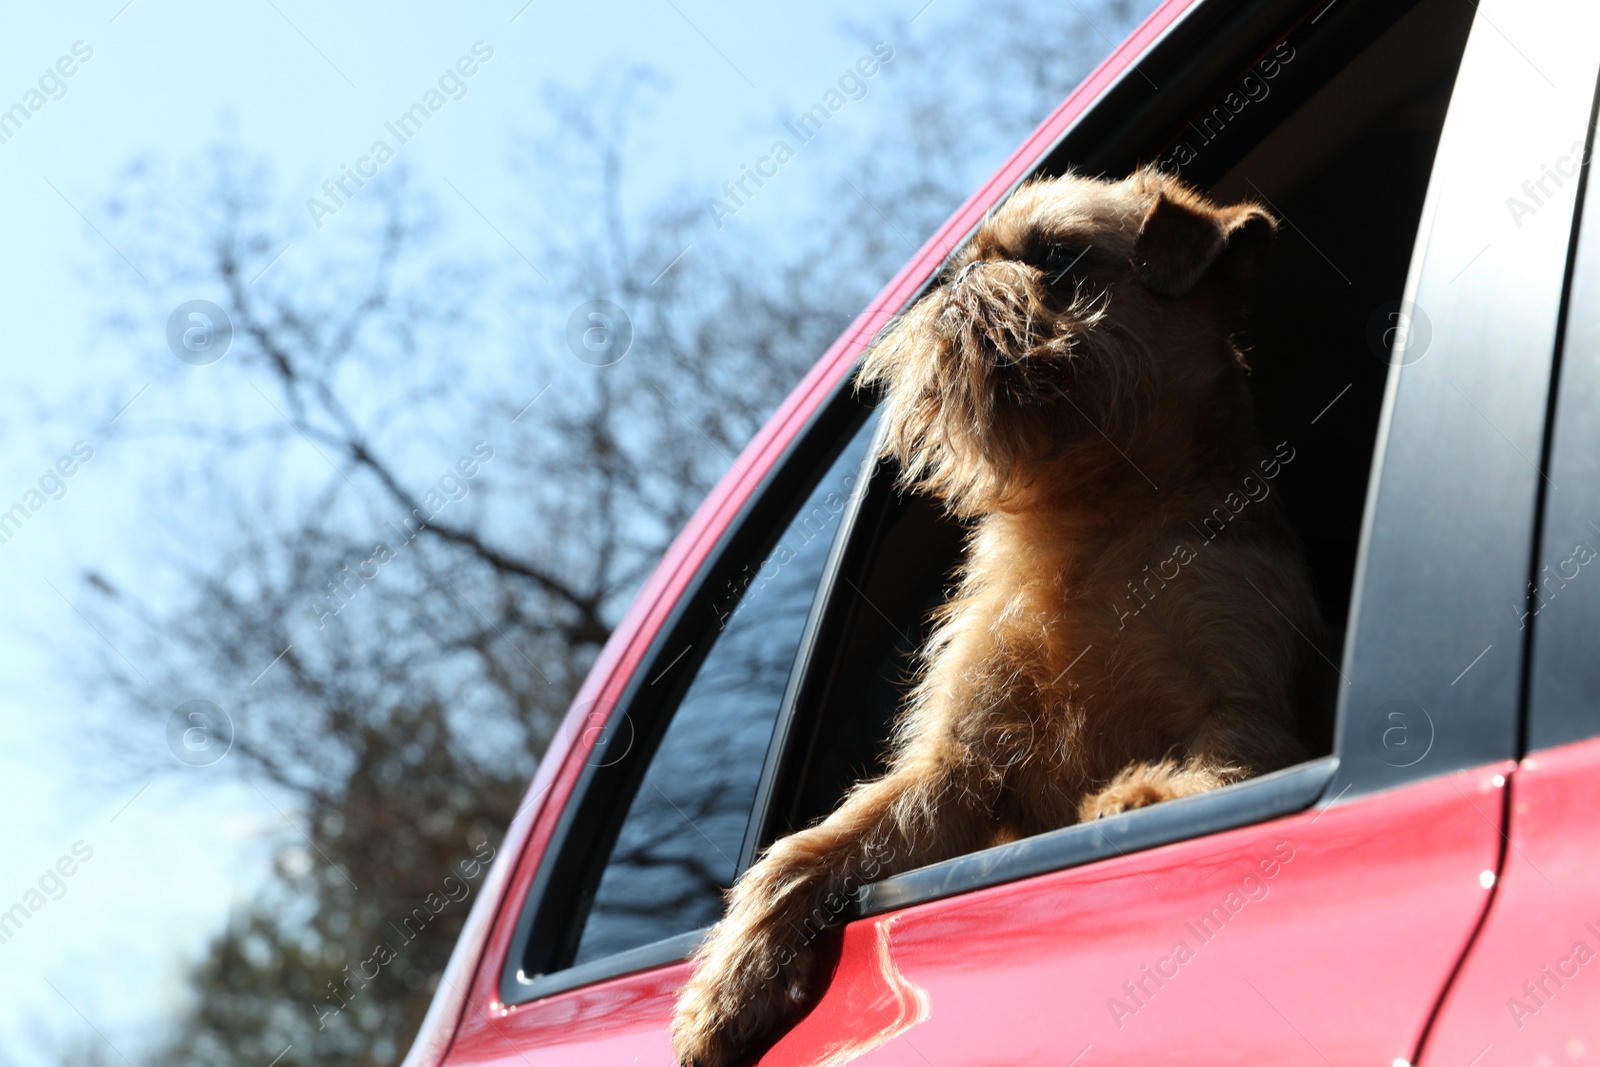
[{"xmin": 570, "ymin": 415, "xmax": 874, "ymax": 964}]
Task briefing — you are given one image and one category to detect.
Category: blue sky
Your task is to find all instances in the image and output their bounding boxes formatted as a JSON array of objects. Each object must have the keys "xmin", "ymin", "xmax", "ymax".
[
  {"xmin": 0, "ymin": 0, "xmax": 1131, "ymax": 1060},
  {"xmin": 0, "ymin": 1, "xmax": 937, "ymax": 1058}
]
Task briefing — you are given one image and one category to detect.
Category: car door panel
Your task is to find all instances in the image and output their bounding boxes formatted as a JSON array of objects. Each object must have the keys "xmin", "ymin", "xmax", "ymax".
[
  {"xmin": 446, "ymin": 966, "xmax": 682, "ymax": 1065},
  {"xmin": 446, "ymin": 764, "xmax": 1508, "ymax": 1067},
  {"xmin": 761, "ymin": 765, "xmax": 1508, "ymax": 1067}
]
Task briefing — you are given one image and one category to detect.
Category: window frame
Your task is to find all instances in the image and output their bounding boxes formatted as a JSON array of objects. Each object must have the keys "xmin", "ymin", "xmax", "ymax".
[{"xmin": 496, "ymin": 386, "xmax": 873, "ymax": 1006}]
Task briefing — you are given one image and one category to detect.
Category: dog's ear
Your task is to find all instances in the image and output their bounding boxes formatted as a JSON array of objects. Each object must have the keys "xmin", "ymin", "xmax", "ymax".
[{"xmin": 1133, "ymin": 192, "xmax": 1276, "ymax": 298}]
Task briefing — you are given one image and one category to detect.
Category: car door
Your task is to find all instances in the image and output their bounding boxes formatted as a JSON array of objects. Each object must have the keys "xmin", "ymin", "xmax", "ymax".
[{"xmin": 736, "ymin": 0, "xmax": 1599, "ymax": 1065}]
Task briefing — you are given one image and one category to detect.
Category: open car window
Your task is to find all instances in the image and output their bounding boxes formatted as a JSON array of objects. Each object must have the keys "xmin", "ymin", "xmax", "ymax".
[{"xmin": 747, "ymin": 0, "xmax": 1478, "ymax": 891}]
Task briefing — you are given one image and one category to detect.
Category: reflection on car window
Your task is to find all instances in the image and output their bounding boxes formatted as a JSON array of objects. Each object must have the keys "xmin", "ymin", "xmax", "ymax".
[{"xmin": 571, "ymin": 415, "xmax": 875, "ymax": 965}]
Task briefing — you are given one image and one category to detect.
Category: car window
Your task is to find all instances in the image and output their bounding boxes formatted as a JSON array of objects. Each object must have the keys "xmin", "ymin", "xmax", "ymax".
[
  {"xmin": 751, "ymin": 0, "xmax": 1477, "ymax": 865},
  {"xmin": 568, "ymin": 412, "xmax": 875, "ymax": 965}
]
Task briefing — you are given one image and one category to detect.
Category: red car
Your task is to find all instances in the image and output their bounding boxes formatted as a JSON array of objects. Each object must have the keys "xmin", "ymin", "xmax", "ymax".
[{"xmin": 403, "ymin": 0, "xmax": 1600, "ymax": 1062}]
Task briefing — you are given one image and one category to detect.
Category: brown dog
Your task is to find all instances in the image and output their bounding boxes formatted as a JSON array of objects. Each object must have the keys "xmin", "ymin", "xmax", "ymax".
[{"xmin": 669, "ymin": 169, "xmax": 1323, "ymax": 1067}]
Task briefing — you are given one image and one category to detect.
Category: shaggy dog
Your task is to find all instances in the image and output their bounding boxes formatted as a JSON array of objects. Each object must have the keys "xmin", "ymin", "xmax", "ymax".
[{"xmin": 670, "ymin": 169, "xmax": 1324, "ymax": 1067}]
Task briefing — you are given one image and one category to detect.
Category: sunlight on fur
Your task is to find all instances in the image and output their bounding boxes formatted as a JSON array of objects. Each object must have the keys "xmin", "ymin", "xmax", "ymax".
[{"xmin": 670, "ymin": 168, "xmax": 1326, "ymax": 1067}]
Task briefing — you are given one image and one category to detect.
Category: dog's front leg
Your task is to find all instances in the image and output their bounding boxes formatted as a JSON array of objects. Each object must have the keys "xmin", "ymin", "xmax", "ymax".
[{"xmin": 670, "ymin": 746, "xmax": 1001, "ymax": 1067}]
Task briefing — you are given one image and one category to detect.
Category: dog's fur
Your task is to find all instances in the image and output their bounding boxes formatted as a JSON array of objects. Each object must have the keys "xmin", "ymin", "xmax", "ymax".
[{"xmin": 670, "ymin": 169, "xmax": 1324, "ymax": 1067}]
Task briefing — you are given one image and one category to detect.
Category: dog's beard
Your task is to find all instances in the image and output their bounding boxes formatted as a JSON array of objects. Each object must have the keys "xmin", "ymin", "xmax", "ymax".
[{"xmin": 861, "ymin": 260, "xmax": 1153, "ymax": 515}]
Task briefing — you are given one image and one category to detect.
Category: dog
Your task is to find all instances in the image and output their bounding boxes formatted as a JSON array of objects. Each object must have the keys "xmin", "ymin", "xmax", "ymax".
[{"xmin": 669, "ymin": 168, "xmax": 1324, "ymax": 1067}]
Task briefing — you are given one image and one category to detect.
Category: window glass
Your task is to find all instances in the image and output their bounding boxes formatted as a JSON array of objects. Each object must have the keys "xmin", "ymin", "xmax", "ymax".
[{"xmin": 570, "ymin": 414, "xmax": 874, "ymax": 964}]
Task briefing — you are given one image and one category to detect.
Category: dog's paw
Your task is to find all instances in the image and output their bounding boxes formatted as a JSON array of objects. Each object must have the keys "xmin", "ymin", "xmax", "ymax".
[
  {"xmin": 670, "ymin": 923, "xmax": 809, "ymax": 1067},
  {"xmin": 670, "ymin": 988, "xmax": 746, "ymax": 1067},
  {"xmin": 670, "ymin": 956, "xmax": 750, "ymax": 1067},
  {"xmin": 1078, "ymin": 759, "xmax": 1183, "ymax": 821},
  {"xmin": 1081, "ymin": 789, "xmax": 1148, "ymax": 821},
  {"xmin": 1078, "ymin": 758, "xmax": 1242, "ymax": 821}
]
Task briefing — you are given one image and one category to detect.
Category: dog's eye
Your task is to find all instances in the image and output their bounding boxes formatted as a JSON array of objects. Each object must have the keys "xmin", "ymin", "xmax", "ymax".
[{"xmin": 1024, "ymin": 242, "xmax": 1093, "ymax": 277}]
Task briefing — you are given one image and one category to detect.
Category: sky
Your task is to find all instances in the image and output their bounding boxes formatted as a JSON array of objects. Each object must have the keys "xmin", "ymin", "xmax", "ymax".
[{"xmin": 0, "ymin": 0, "xmax": 1108, "ymax": 1061}]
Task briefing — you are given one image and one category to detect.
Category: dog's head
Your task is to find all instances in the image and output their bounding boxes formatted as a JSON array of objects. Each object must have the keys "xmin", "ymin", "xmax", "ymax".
[{"xmin": 858, "ymin": 168, "xmax": 1276, "ymax": 516}]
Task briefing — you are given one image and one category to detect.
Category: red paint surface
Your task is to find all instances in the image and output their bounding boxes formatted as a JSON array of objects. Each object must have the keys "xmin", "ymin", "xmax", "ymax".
[
  {"xmin": 444, "ymin": 764, "xmax": 1508, "ymax": 1066},
  {"xmin": 760, "ymin": 765, "xmax": 1508, "ymax": 1067},
  {"xmin": 1421, "ymin": 739, "xmax": 1600, "ymax": 1067}
]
